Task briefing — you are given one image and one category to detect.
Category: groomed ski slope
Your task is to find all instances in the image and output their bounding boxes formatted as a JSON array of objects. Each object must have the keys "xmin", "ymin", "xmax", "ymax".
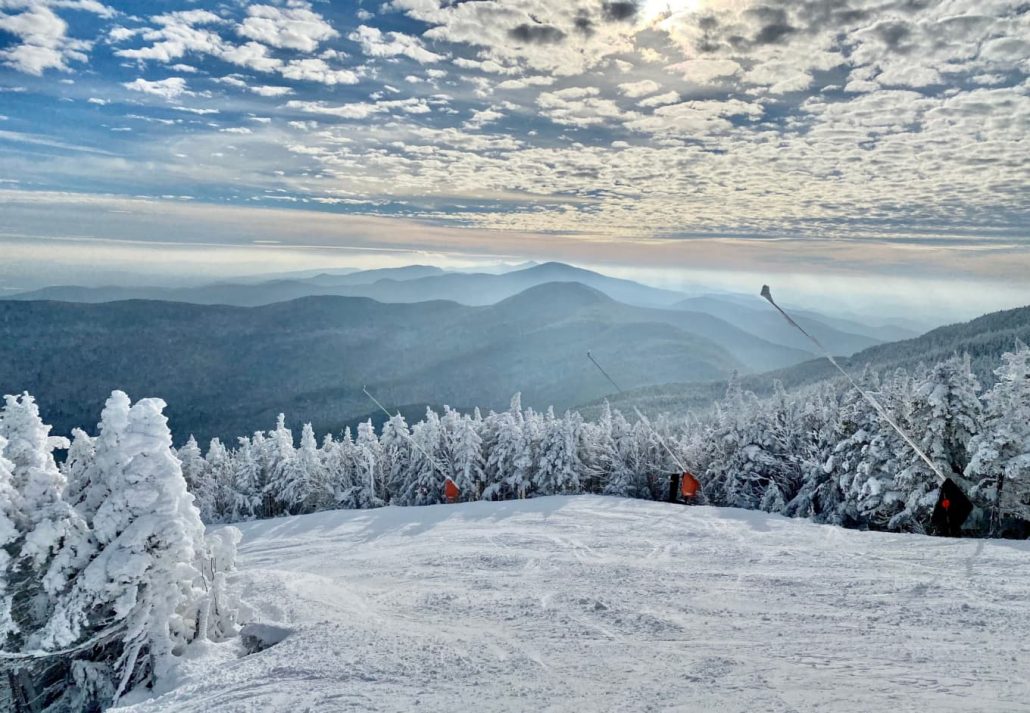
[{"xmin": 123, "ymin": 496, "xmax": 1030, "ymax": 712}]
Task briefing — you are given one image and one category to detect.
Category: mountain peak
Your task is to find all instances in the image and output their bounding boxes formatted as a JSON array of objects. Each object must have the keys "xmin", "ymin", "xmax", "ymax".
[{"xmin": 495, "ymin": 281, "xmax": 612, "ymax": 310}]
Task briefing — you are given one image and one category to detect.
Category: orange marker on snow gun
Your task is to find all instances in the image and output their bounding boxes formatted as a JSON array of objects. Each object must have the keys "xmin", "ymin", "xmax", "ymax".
[{"xmin": 444, "ymin": 478, "xmax": 460, "ymax": 504}]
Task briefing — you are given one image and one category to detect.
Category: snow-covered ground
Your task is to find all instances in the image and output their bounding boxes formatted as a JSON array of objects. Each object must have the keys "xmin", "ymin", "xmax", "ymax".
[{"xmin": 123, "ymin": 496, "xmax": 1030, "ymax": 712}]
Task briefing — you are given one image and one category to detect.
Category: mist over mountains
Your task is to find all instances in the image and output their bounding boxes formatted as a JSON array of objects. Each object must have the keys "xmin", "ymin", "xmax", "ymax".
[
  {"xmin": 590, "ymin": 303, "xmax": 1030, "ymax": 419},
  {"xmin": 3, "ymin": 260, "xmax": 1012, "ymax": 445},
  {"xmin": 0, "ymin": 281, "xmax": 794, "ymax": 442}
]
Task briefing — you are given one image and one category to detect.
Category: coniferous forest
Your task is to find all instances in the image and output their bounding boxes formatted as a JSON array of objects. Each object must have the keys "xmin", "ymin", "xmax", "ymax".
[{"xmin": 171, "ymin": 346, "xmax": 1030, "ymax": 536}]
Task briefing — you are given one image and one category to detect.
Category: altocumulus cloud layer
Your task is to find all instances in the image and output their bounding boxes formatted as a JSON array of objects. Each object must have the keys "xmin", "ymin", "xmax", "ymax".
[{"xmin": 0, "ymin": 0, "xmax": 1027, "ymax": 290}]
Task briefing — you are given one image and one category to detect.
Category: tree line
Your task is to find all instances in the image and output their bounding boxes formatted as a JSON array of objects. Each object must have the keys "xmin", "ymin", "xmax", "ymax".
[{"xmin": 153, "ymin": 344, "xmax": 1030, "ymax": 537}]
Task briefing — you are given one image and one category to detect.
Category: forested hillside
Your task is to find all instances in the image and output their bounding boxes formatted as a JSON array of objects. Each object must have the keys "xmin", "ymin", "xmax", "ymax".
[
  {"xmin": 0, "ymin": 283, "xmax": 810, "ymax": 443},
  {"xmin": 590, "ymin": 304, "xmax": 1030, "ymax": 418}
]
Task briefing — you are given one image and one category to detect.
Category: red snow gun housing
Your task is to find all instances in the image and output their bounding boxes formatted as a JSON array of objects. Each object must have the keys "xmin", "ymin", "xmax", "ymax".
[
  {"xmin": 680, "ymin": 472, "xmax": 700, "ymax": 499},
  {"xmin": 444, "ymin": 478, "xmax": 460, "ymax": 504},
  {"xmin": 931, "ymin": 477, "xmax": 973, "ymax": 537}
]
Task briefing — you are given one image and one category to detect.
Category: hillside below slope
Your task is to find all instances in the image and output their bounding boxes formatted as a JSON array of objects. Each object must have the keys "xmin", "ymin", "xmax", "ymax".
[
  {"xmin": 0, "ymin": 283, "xmax": 807, "ymax": 443},
  {"xmin": 121, "ymin": 496, "xmax": 1030, "ymax": 713},
  {"xmin": 585, "ymin": 303, "xmax": 1030, "ymax": 418}
]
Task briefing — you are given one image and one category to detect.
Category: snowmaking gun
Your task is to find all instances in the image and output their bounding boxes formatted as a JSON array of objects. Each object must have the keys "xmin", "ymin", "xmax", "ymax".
[
  {"xmin": 759, "ymin": 285, "xmax": 973, "ymax": 536},
  {"xmin": 586, "ymin": 351, "xmax": 703, "ymax": 504},
  {"xmin": 362, "ymin": 386, "xmax": 461, "ymax": 503}
]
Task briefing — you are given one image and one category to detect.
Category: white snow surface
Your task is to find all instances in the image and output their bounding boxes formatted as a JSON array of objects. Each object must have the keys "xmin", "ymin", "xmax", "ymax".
[{"xmin": 120, "ymin": 496, "xmax": 1030, "ymax": 712}]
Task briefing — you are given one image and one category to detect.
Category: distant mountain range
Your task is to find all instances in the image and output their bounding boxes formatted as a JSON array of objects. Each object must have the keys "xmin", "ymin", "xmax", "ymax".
[
  {"xmin": 0, "ymin": 282, "xmax": 817, "ymax": 443},
  {"xmin": 6, "ymin": 262, "xmax": 684, "ymax": 309},
  {"xmin": 5, "ymin": 261, "xmax": 909, "ymax": 358}
]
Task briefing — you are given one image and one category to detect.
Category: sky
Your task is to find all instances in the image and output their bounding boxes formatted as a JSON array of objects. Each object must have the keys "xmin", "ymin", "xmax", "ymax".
[{"xmin": 0, "ymin": 0, "xmax": 1028, "ymax": 321}]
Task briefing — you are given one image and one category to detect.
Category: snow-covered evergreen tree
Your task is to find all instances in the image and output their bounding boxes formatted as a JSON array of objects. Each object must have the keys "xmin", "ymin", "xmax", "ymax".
[
  {"xmin": 441, "ymin": 408, "xmax": 483, "ymax": 501},
  {"xmin": 536, "ymin": 410, "xmax": 583, "ymax": 496},
  {"xmin": 62, "ymin": 427, "xmax": 96, "ymax": 513},
  {"xmin": 481, "ymin": 395, "xmax": 525, "ymax": 500},
  {"xmin": 266, "ymin": 414, "xmax": 297, "ymax": 516},
  {"xmin": 604, "ymin": 408, "xmax": 648, "ymax": 498},
  {"xmin": 276, "ymin": 423, "xmax": 328, "ymax": 514},
  {"xmin": 398, "ymin": 408, "xmax": 445, "ymax": 506},
  {"xmin": 202, "ymin": 438, "xmax": 233, "ymax": 523},
  {"xmin": 0, "ymin": 394, "xmax": 93, "ymax": 657},
  {"xmin": 42, "ymin": 395, "xmax": 211, "ymax": 707},
  {"xmin": 71, "ymin": 391, "xmax": 132, "ymax": 523},
  {"xmin": 379, "ymin": 414, "xmax": 411, "ymax": 504},
  {"xmin": 350, "ymin": 421, "xmax": 384, "ymax": 509},
  {"xmin": 890, "ymin": 356, "xmax": 982, "ymax": 531},
  {"xmin": 966, "ymin": 344, "xmax": 1030, "ymax": 532},
  {"xmin": 0, "ymin": 435, "xmax": 22, "ymax": 646},
  {"xmin": 177, "ymin": 435, "xmax": 207, "ymax": 495},
  {"xmin": 231, "ymin": 436, "xmax": 263, "ymax": 521}
]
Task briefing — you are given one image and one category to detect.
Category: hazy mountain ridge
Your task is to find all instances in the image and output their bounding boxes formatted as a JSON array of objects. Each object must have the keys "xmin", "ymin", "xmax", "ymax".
[
  {"xmin": 6, "ymin": 262, "xmax": 687, "ymax": 310},
  {"xmin": 0, "ymin": 282, "xmax": 808, "ymax": 443},
  {"xmin": 674, "ymin": 295, "xmax": 882, "ymax": 356},
  {"xmin": 7, "ymin": 262, "xmax": 901, "ymax": 360},
  {"xmin": 583, "ymin": 303, "xmax": 1030, "ymax": 418}
]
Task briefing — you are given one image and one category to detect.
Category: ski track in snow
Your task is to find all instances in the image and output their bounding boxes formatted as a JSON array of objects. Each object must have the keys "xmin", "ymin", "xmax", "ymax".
[{"xmin": 120, "ymin": 496, "xmax": 1030, "ymax": 712}]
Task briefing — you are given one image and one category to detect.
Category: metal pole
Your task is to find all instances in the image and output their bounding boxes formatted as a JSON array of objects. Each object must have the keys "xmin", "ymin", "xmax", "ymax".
[
  {"xmin": 586, "ymin": 351, "xmax": 690, "ymax": 475},
  {"xmin": 362, "ymin": 386, "xmax": 450, "ymax": 493},
  {"xmin": 759, "ymin": 285, "xmax": 947, "ymax": 485}
]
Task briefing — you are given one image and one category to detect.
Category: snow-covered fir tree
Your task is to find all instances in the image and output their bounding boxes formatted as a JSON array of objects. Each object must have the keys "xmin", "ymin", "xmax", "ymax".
[
  {"xmin": 441, "ymin": 407, "xmax": 483, "ymax": 500},
  {"xmin": 0, "ymin": 435, "xmax": 22, "ymax": 645},
  {"xmin": 176, "ymin": 436, "xmax": 207, "ymax": 495},
  {"xmin": 398, "ymin": 409, "xmax": 446, "ymax": 506},
  {"xmin": 0, "ymin": 395, "xmax": 93, "ymax": 672},
  {"xmin": 535, "ymin": 409, "xmax": 582, "ymax": 496},
  {"xmin": 201, "ymin": 438, "xmax": 233, "ymax": 524},
  {"xmin": 379, "ymin": 414, "xmax": 411, "ymax": 504},
  {"xmin": 276, "ymin": 423, "xmax": 329, "ymax": 514},
  {"xmin": 890, "ymin": 356, "xmax": 982, "ymax": 531},
  {"xmin": 41, "ymin": 394, "xmax": 222, "ymax": 709},
  {"xmin": 966, "ymin": 344, "xmax": 1030, "ymax": 533}
]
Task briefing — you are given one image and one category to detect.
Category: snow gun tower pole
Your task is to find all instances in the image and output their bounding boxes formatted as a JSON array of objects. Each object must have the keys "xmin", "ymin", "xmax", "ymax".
[
  {"xmin": 759, "ymin": 286, "xmax": 972, "ymax": 535},
  {"xmin": 586, "ymin": 351, "xmax": 700, "ymax": 503},
  {"xmin": 362, "ymin": 386, "xmax": 457, "ymax": 503}
]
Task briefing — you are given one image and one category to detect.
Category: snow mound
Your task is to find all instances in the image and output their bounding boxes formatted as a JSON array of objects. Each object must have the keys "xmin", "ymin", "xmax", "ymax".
[{"xmin": 118, "ymin": 496, "xmax": 1030, "ymax": 712}]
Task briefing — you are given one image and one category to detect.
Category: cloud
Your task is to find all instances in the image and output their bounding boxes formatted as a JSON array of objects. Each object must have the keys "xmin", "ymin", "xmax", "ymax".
[
  {"xmin": 218, "ymin": 41, "xmax": 282, "ymax": 73},
  {"xmin": 114, "ymin": 9, "xmax": 225, "ymax": 63},
  {"xmin": 601, "ymin": 2, "xmax": 637, "ymax": 22},
  {"xmin": 496, "ymin": 75, "xmax": 555, "ymax": 90},
  {"xmin": 464, "ymin": 106, "xmax": 504, "ymax": 129},
  {"xmin": 122, "ymin": 76, "xmax": 191, "ymax": 99},
  {"xmin": 508, "ymin": 23, "xmax": 565, "ymax": 45},
  {"xmin": 617, "ymin": 79, "xmax": 660, "ymax": 98},
  {"xmin": 0, "ymin": 3, "xmax": 90, "ymax": 75},
  {"xmin": 250, "ymin": 85, "xmax": 293, "ymax": 97},
  {"xmin": 285, "ymin": 97, "xmax": 431, "ymax": 120},
  {"xmin": 665, "ymin": 58, "xmax": 741, "ymax": 84},
  {"xmin": 348, "ymin": 24, "xmax": 443, "ymax": 63},
  {"xmin": 625, "ymin": 99, "xmax": 763, "ymax": 136},
  {"xmin": 237, "ymin": 4, "xmax": 338, "ymax": 52},
  {"xmin": 49, "ymin": 1, "xmax": 114, "ymax": 17},
  {"xmin": 638, "ymin": 91, "xmax": 679, "ymax": 108},
  {"xmin": 2, "ymin": 0, "xmax": 1029, "ymax": 290},
  {"xmin": 537, "ymin": 86, "xmax": 634, "ymax": 127},
  {"xmin": 279, "ymin": 58, "xmax": 359, "ymax": 85}
]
